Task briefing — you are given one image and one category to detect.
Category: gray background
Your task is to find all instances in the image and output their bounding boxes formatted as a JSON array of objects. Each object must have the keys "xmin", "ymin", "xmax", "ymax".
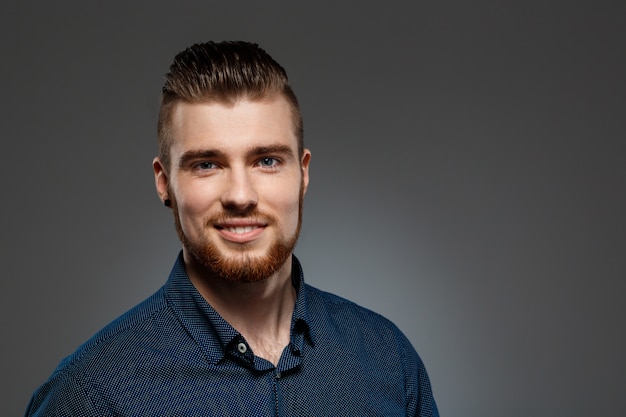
[{"xmin": 2, "ymin": 1, "xmax": 625, "ymax": 416}]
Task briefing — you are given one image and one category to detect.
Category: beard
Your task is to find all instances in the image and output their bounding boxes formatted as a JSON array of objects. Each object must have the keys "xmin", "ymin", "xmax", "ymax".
[{"xmin": 171, "ymin": 184, "xmax": 303, "ymax": 284}]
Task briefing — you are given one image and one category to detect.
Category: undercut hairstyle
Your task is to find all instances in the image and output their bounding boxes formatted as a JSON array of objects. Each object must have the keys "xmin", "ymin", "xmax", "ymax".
[{"xmin": 157, "ymin": 41, "xmax": 304, "ymax": 170}]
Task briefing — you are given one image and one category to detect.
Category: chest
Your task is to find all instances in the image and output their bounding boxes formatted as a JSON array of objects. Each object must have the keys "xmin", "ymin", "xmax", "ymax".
[{"xmin": 89, "ymin": 347, "xmax": 408, "ymax": 416}]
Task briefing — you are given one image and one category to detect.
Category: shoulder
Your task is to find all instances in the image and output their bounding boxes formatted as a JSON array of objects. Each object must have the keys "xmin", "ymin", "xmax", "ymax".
[
  {"xmin": 48, "ymin": 288, "xmax": 175, "ymax": 386},
  {"xmin": 305, "ymin": 284, "xmax": 400, "ymax": 329},
  {"xmin": 304, "ymin": 284, "xmax": 417, "ymax": 354},
  {"xmin": 304, "ymin": 284, "xmax": 439, "ymax": 416},
  {"xmin": 26, "ymin": 288, "xmax": 174, "ymax": 416}
]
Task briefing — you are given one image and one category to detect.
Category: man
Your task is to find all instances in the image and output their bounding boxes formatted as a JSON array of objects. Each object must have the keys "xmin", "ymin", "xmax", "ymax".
[{"xmin": 26, "ymin": 41, "xmax": 439, "ymax": 416}]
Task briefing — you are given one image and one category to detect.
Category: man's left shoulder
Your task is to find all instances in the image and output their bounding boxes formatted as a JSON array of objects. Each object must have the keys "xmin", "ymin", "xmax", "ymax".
[
  {"xmin": 304, "ymin": 284, "xmax": 412, "ymax": 344},
  {"xmin": 305, "ymin": 284, "xmax": 394, "ymax": 319},
  {"xmin": 299, "ymin": 286, "xmax": 439, "ymax": 416}
]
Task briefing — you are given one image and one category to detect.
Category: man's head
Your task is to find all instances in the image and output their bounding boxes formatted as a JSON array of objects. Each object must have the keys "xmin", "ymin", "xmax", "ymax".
[
  {"xmin": 157, "ymin": 41, "xmax": 304, "ymax": 172},
  {"xmin": 153, "ymin": 41, "xmax": 310, "ymax": 284}
]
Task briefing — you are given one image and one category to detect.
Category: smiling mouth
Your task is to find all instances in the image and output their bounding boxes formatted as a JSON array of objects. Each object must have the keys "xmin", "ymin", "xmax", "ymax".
[
  {"xmin": 218, "ymin": 226, "xmax": 261, "ymax": 234},
  {"xmin": 214, "ymin": 223, "xmax": 266, "ymax": 243}
]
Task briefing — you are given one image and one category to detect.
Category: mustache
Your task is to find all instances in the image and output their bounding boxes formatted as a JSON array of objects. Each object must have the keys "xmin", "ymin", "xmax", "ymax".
[{"xmin": 204, "ymin": 208, "xmax": 276, "ymax": 226}]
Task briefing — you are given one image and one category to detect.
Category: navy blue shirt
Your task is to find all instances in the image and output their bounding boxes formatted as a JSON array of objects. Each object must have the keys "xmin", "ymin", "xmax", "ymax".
[{"xmin": 26, "ymin": 253, "xmax": 438, "ymax": 416}]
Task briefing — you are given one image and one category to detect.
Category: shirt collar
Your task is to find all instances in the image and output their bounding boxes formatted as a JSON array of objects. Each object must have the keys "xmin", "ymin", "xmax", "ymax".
[
  {"xmin": 289, "ymin": 253, "xmax": 316, "ymax": 350},
  {"xmin": 163, "ymin": 251, "xmax": 314, "ymax": 365}
]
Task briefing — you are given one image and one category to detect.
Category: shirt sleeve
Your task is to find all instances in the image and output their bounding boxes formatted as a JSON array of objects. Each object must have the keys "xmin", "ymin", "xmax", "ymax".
[
  {"xmin": 399, "ymin": 330, "xmax": 440, "ymax": 417},
  {"xmin": 24, "ymin": 370, "xmax": 103, "ymax": 417}
]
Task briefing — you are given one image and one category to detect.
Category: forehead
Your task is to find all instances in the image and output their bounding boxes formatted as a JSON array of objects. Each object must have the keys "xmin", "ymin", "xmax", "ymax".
[{"xmin": 169, "ymin": 96, "xmax": 297, "ymax": 155}]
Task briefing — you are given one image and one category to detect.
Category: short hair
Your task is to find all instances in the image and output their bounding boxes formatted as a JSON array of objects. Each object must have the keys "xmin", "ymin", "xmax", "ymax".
[{"xmin": 157, "ymin": 41, "xmax": 304, "ymax": 170}]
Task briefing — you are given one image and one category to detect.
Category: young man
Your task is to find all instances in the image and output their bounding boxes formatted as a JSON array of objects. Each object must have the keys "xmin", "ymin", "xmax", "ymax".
[{"xmin": 26, "ymin": 41, "xmax": 439, "ymax": 416}]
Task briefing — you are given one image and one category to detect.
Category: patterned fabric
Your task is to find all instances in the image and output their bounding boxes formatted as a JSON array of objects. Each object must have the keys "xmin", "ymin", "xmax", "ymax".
[{"xmin": 25, "ymin": 252, "xmax": 438, "ymax": 416}]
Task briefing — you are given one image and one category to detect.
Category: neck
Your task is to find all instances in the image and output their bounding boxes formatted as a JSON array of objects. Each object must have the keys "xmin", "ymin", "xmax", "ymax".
[{"xmin": 184, "ymin": 252, "xmax": 296, "ymax": 365}]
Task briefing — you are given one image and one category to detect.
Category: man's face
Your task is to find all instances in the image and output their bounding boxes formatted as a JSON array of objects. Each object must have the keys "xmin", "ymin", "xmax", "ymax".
[{"xmin": 153, "ymin": 96, "xmax": 310, "ymax": 283}]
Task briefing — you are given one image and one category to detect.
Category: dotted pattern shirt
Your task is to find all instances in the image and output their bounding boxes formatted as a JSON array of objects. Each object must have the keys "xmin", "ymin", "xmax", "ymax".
[{"xmin": 25, "ymin": 253, "xmax": 439, "ymax": 416}]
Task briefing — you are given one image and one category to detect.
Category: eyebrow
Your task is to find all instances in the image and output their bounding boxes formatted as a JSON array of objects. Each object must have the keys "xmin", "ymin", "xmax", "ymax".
[
  {"xmin": 248, "ymin": 144, "xmax": 295, "ymax": 159},
  {"xmin": 178, "ymin": 144, "xmax": 296, "ymax": 169},
  {"xmin": 178, "ymin": 149, "xmax": 226, "ymax": 169}
]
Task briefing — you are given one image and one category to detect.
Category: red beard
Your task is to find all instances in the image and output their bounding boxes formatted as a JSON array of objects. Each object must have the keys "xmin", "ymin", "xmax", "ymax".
[{"xmin": 171, "ymin": 184, "xmax": 303, "ymax": 283}]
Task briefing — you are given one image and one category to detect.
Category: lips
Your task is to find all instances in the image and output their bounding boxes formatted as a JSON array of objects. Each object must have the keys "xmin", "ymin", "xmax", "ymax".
[
  {"xmin": 221, "ymin": 226, "xmax": 259, "ymax": 234},
  {"xmin": 214, "ymin": 220, "xmax": 267, "ymax": 243}
]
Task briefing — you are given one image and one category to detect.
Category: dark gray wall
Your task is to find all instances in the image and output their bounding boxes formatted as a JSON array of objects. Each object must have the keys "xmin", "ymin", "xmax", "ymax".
[{"xmin": 3, "ymin": 1, "xmax": 625, "ymax": 415}]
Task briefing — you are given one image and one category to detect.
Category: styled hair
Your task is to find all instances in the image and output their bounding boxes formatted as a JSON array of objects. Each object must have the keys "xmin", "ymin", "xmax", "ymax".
[{"xmin": 157, "ymin": 41, "xmax": 304, "ymax": 170}]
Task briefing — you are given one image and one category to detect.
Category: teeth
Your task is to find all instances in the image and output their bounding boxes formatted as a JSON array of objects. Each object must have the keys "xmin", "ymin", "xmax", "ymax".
[{"xmin": 227, "ymin": 226, "xmax": 256, "ymax": 234}]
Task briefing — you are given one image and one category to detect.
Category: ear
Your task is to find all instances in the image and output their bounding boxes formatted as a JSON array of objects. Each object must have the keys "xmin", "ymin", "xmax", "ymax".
[
  {"xmin": 152, "ymin": 157, "xmax": 170, "ymax": 204},
  {"xmin": 300, "ymin": 149, "xmax": 311, "ymax": 194}
]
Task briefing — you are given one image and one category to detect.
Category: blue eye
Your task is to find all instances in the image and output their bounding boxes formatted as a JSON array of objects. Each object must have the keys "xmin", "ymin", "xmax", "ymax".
[
  {"xmin": 258, "ymin": 157, "xmax": 279, "ymax": 167},
  {"xmin": 196, "ymin": 161, "xmax": 216, "ymax": 170}
]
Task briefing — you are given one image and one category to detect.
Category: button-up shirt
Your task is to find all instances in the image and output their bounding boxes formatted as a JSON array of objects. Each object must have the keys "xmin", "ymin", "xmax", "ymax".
[{"xmin": 26, "ymin": 252, "xmax": 439, "ymax": 416}]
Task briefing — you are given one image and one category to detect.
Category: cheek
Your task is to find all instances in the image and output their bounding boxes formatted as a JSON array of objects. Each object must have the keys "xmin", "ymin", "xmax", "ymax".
[
  {"xmin": 275, "ymin": 187, "xmax": 303, "ymax": 229},
  {"xmin": 174, "ymin": 187, "xmax": 217, "ymax": 226},
  {"xmin": 281, "ymin": 199, "xmax": 300, "ymax": 222}
]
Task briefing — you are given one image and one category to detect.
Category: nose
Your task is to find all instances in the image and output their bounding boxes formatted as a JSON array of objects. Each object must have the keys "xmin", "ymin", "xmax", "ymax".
[{"xmin": 221, "ymin": 167, "xmax": 258, "ymax": 212}]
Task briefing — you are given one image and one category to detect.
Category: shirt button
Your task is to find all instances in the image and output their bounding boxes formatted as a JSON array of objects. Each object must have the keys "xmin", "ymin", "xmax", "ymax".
[{"xmin": 237, "ymin": 342, "xmax": 247, "ymax": 354}]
